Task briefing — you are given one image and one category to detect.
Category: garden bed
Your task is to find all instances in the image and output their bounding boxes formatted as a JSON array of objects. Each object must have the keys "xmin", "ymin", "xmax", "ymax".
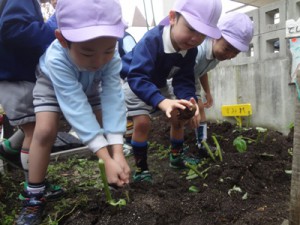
[{"xmin": 0, "ymin": 115, "xmax": 293, "ymax": 225}]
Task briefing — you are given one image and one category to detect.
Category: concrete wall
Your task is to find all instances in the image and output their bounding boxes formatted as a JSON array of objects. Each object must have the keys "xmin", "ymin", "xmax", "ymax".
[{"xmin": 204, "ymin": 0, "xmax": 296, "ymax": 135}]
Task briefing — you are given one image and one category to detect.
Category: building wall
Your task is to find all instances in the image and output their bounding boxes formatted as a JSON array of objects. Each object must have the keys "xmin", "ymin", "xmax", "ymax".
[{"xmin": 204, "ymin": 0, "xmax": 296, "ymax": 135}]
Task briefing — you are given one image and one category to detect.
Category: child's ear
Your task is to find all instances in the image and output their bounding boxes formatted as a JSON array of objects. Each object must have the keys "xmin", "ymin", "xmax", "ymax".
[
  {"xmin": 55, "ymin": 30, "xmax": 68, "ymax": 48},
  {"xmin": 169, "ymin": 11, "xmax": 176, "ymax": 25}
]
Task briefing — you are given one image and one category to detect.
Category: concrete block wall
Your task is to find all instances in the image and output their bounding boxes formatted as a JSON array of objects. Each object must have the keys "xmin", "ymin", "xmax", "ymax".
[
  {"xmin": 205, "ymin": 0, "xmax": 296, "ymax": 135},
  {"xmin": 287, "ymin": 0, "xmax": 300, "ymax": 20}
]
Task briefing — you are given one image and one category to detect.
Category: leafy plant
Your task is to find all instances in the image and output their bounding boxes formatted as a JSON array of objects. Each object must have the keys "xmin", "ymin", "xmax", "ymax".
[
  {"xmin": 288, "ymin": 122, "xmax": 294, "ymax": 130},
  {"xmin": 188, "ymin": 185, "xmax": 199, "ymax": 193},
  {"xmin": 185, "ymin": 162, "xmax": 209, "ymax": 179},
  {"xmin": 98, "ymin": 159, "xmax": 126, "ymax": 207},
  {"xmin": 233, "ymin": 136, "xmax": 247, "ymax": 153}
]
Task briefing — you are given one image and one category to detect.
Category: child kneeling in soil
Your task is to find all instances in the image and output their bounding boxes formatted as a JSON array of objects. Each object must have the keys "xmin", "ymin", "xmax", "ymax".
[{"xmin": 16, "ymin": 0, "xmax": 130, "ymax": 224}]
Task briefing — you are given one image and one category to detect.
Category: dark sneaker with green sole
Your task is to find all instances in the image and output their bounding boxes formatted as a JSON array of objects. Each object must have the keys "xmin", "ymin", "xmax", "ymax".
[
  {"xmin": 0, "ymin": 142, "xmax": 22, "ymax": 169},
  {"xmin": 15, "ymin": 192, "xmax": 46, "ymax": 225},
  {"xmin": 19, "ymin": 181, "xmax": 65, "ymax": 201},
  {"xmin": 169, "ymin": 153, "xmax": 200, "ymax": 169},
  {"xmin": 133, "ymin": 169, "xmax": 153, "ymax": 183}
]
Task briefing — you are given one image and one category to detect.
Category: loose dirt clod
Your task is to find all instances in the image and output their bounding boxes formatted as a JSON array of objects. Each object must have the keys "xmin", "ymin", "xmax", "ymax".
[{"xmin": 177, "ymin": 105, "xmax": 196, "ymax": 120}]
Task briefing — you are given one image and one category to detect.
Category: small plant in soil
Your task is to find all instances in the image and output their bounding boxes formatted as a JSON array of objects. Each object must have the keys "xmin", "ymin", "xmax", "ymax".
[
  {"xmin": 256, "ymin": 127, "xmax": 268, "ymax": 143},
  {"xmin": 201, "ymin": 135, "xmax": 222, "ymax": 161},
  {"xmin": 233, "ymin": 136, "xmax": 248, "ymax": 153},
  {"xmin": 98, "ymin": 159, "xmax": 126, "ymax": 207}
]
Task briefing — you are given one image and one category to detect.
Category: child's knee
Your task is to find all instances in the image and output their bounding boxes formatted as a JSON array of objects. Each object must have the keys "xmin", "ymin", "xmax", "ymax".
[
  {"xmin": 34, "ymin": 126, "xmax": 57, "ymax": 143},
  {"xmin": 134, "ymin": 117, "xmax": 151, "ymax": 133}
]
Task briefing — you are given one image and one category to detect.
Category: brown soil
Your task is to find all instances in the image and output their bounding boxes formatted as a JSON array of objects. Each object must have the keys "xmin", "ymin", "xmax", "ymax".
[{"xmin": 0, "ymin": 115, "xmax": 293, "ymax": 225}]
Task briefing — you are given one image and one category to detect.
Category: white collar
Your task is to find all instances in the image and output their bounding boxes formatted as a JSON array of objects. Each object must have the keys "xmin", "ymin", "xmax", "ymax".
[
  {"xmin": 162, "ymin": 25, "xmax": 187, "ymax": 57},
  {"xmin": 206, "ymin": 38, "xmax": 215, "ymax": 60}
]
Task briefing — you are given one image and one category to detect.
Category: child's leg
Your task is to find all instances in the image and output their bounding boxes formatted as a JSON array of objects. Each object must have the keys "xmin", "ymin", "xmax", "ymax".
[
  {"xmin": 170, "ymin": 116, "xmax": 185, "ymax": 153},
  {"xmin": 131, "ymin": 115, "xmax": 152, "ymax": 182},
  {"xmin": 195, "ymin": 99, "xmax": 207, "ymax": 148},
  {"xmin": 1, "ymin": 128, "xmax": 24, "ymax": 153},
  {"xmin": 19, "ymin": 122, "xmax": 35, "ymax": 181},
  {"xmin": 169, "ymin": 116, "xmax": 199, "ymax": 168},
  {"xmin": 132, "ymin": 115, "xmax": 150, "ymax": 169},
  {"xmin": 28, "ymin": 111, "xmax": 60, "ymax": 185},
  {"xmin": 0, "ymin": 129, "xmax": 24, "ymax": 168}
]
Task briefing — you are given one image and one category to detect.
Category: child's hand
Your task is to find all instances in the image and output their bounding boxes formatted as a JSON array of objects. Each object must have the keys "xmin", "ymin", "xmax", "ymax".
[
  {"xmin": 158, "ymin": 98, "xmax": 193, "ymax": 118},
  {"xmin": 203, "ymin": 93, "xmax": 213, "ymax": 108},
  {"xmin": 104, "ymin": 157, "xmax": 128, "ymax": 187},
  {"xmin": 96, "ymin": 146, "xmax": 129, "ymax": 187},
  {"xmin": 109, "ymin": 145, "xmax": 131, "ymax": 184},
  {"xmin": 188, "ymin": 98, "xmax": 201, "ymax": 129}
]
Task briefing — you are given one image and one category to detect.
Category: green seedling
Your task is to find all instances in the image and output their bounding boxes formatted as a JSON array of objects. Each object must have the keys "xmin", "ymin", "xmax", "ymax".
[
  {"xmin": 202, "ymin": 141, "xmax": 216, "ymax": 161},
  {"xmin": 212, "ymin": 135, "xmax": 222, "ymax": 161},
  {"xmin": 185, "ymin": 162, "xmax": 209, "ymax": 179},
  {"xmin": 188, "ymin": 185, "xmax": 199, "ymax": 193},
  {"xmin": 233, "ymin": 136, "xmax": 247, "ymax": 153},
  {"xmin": 288, "ymin": 122, "xmax": 294, "ymax": 130},
  {"xmin": 256, "ymin": 127, "xmax": 268, "ymax": 143},
  {"xmin": 201, "ymin": 135, "xmax": 222, "ymax": 162},
  {"xmin": 98, "ymin": 159, "xmax": 126, "ymax": 207}
]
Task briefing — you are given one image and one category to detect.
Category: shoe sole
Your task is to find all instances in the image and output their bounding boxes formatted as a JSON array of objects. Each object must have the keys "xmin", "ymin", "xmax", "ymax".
[{"xmin": 0, "ymin": 155, "xmax": 23, "ymax": 170}]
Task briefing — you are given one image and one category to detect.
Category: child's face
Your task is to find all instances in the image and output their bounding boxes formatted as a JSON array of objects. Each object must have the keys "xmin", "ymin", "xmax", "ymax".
[
  {"xmin": 169, "ymin": 12, "xmax": 206, "ymax": 51},
  {"xmin": 212, "ymin": 37, "xmax": 240, "ymax": 61},
  {"xmin": 56, "ymin": 32, "xmax": 117, "ymax": 72},
  {"xmin": 50, "ymin": 0, "xmax": 57, "ymax": 9},
  {"xmin": 68, "ymin": 37, "xmax": 117, "ymax": 71}
]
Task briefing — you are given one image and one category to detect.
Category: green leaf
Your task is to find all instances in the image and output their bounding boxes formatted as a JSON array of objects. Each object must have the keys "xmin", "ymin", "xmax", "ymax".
[
  {"xmin": 233, "ymin": 136, "xmax": 247, "ymax": 153},
  {"xmin": 189, "ymin": 186, "xmax": 199, "ymax": 193}
]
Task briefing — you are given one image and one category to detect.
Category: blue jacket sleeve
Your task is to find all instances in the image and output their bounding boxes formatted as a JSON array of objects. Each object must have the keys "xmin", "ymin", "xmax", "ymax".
[
  {"xmin": 126, "ymin": 36, "xmax": 166, "ymax": 107},
  {"xmin": 0, "ymin": 0, "xmax": 56, "ymax": 49}
]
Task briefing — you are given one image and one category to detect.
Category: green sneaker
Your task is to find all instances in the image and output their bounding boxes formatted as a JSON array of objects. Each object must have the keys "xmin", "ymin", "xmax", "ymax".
[
  {"xmin": 169, "ymin": 152, "xmax": 199, "ymax": 169},
  {"xmin": 133, "ymin": 169, "xmax": 152, "ymax": 183},
  {"xmin": 19, "ymin": 181, "xmax": 65, "ymax": 201}
]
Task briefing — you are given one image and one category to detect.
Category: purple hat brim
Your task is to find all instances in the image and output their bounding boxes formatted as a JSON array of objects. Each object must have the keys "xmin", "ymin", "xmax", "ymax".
[
  {"xmin": 222, "ymin": 33, "xmax": 249, "ymax": 52},
  {"xmin": 61, "ymin": 22, "xmax": 127, "ymax": 42},
  {"xmin": 181, "ymin": 12, "xmax": 221, "ymax": 39}
]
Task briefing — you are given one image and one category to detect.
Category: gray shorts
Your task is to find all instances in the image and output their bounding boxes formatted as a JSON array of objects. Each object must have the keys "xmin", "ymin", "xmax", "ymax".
[
  {"xmin": 167, "ymin": 78, "xmax": 202, "ymax": 99},
  {"xmin": 0, "ymin": 81, "xmax": 35, "ymax": 126},
  {"xmin": 123, "ymin": 81, "xmax": 172, "ymax": 117},
  {"xmin": 33, "ymin": 67, "xmax": 101, "ymax": 113}
]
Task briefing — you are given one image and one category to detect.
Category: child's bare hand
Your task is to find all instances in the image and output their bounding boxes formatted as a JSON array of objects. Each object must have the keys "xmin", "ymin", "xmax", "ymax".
[
  {"xmin": 188, "ymin": 98, "xmax": 200, "ymax": 128},
  {"xmin": 203, "ymin": 93, "xmax": 213, "ymax": 108},
  {"xmin": 108, "ymin": 144, "xmax": 130, "ymax": 184},
  {"xmin": 177, "ymin": 104, "xmax": 196, "ymax": 120},
  {"xmin": 96, "ymin": 146, "xmax": 129, "ymax": 187},
  {"xmin": 171, "ymin": 98, "xmax": 200, "ymax": 128},
  {"xmin": 104, "ymin": 158, "xmax": 128, "ymax": 187},
  {"xmin": 158, "ymin": 99, "xmax": 193, "ymax": 118},
  {"xmin": 112, "ymin": 153, "xmax": 130, "ymax": 184}
]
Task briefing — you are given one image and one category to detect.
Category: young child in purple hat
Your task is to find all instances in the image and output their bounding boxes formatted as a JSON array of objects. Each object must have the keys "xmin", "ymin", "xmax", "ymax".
[
  {"xmin": 121, "ymin": 0, "xmax": 222, "ymax": 182},
  {"xmin": 16, "ymin": 0, "xmax": 130, "ymax": 224},
  {"xmin": 193, "ymin": 12, "xmax": 254, "ymax": 153}
]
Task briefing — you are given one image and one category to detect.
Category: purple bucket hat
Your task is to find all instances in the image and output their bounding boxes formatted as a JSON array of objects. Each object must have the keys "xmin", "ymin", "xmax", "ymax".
[
  {"xmin": 56, "ymin": 0, "xmax": 127, "ymax": 42},
  {"xmin": 160, "ymin": 0, "xmax": 222, "ymax": 39},
  {"xmin": 218, "ymin": 12, "xmax": 254, "ymax": 52}
]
